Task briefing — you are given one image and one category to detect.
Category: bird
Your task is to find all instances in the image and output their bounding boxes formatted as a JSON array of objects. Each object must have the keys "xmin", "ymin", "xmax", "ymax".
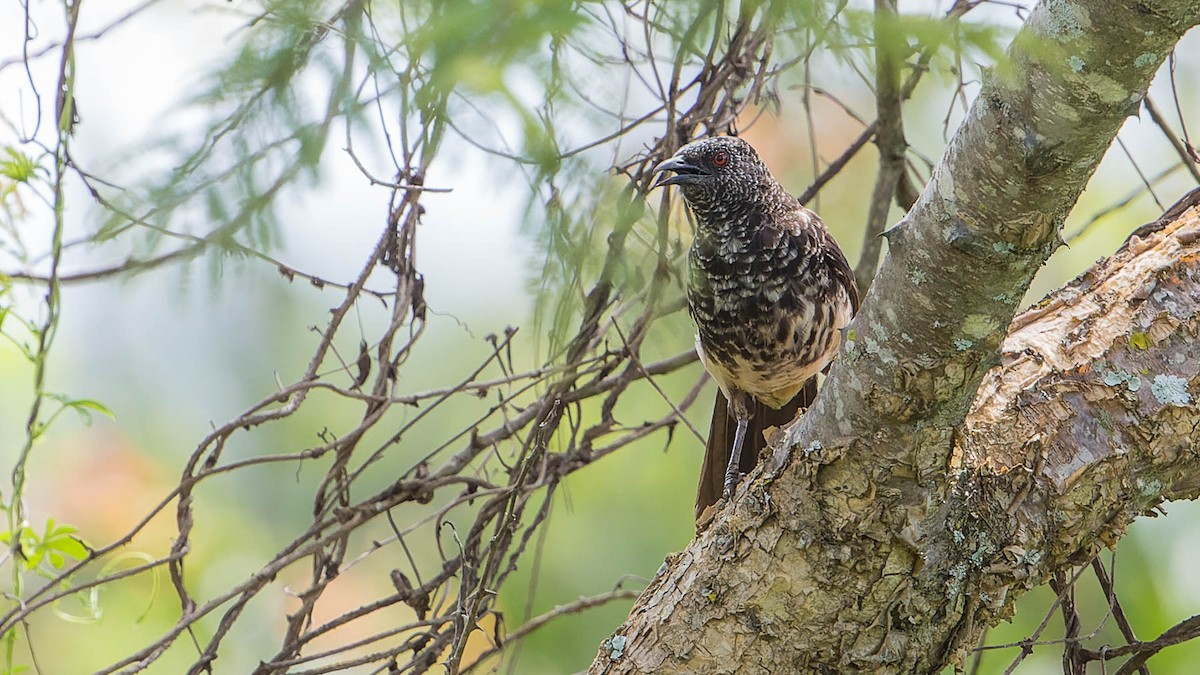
[{"xmin": 653, "ymin": 136, "xmax": 859, "ymax": 520}]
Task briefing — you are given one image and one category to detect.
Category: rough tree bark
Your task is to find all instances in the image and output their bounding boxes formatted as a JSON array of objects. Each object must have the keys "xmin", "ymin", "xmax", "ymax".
[{"xmin": 589, "ymin": 0, "xmax": 1200, "ymax": 673}]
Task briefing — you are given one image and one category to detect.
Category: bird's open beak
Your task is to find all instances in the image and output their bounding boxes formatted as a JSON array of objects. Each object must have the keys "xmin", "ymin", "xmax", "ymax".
[{"xmin": 652, "ymin": 155, "xmax": 709, "ymax": 188}]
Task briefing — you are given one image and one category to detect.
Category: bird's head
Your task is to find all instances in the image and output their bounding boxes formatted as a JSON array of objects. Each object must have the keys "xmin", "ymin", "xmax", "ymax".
[{"xmin": 652, "ymin": 136, "xmax": 775, "ymax": 214}]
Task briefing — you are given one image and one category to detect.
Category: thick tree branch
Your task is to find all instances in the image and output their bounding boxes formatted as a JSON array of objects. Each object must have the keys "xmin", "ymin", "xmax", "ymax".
[
  {"xmin": 590, "ymin": 0, "xmax": 1200, "ymax": 672},
  {"xmin": 940, "ymin": 200, "xmax": 1200, "ymax": 667}
]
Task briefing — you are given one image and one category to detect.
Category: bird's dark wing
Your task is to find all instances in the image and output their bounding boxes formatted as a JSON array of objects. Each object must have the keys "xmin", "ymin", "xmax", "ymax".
[
  {"xmin": 822, "ymin": 228, "xmax": 860, "ymax": 313},
  {"xmin": 786, "ymin": 206, "xmax": 859, "ymax": 313}
]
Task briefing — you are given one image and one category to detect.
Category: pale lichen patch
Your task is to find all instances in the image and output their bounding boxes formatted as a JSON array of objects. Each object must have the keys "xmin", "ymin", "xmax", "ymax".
[
  {"xmin": 1083, "ymin": 72, "xmax": 1132, "ymax": 104},
  {"xmin": 1150, "ymin": 374, "xmax": 1191, "ymax": 406},
  {"xmin": 961, "ymin": 314, "xmax": 999, "ymax": 339},
  {"xmin": 603, "ymin": 635, "xmax": 628, "ymax": 660},
  {"xmin": 1103, "ymin": 370, "xmax": 1141, "ymax": 392},
  {"xmin": 1042, "ymin": 0, "xmax": 1089, "ymax": 39},
  {"xmin": 1136, "ymin": 477, "xmax": 1163, "ymax": 498},
  {"xmin": 871, "ymin": 320, "xmax": 889, "ymax": 340},
  {"xmin": 1134, "ymin": 52, "xmax": 1158, "ymax": 68},
  {"xmin": 864, "ymin": 337, "xmax": 897, "ymax": 366},
  {"xmin": 935, "ymin": 165, "xmax": 956, "ymax": 205}
]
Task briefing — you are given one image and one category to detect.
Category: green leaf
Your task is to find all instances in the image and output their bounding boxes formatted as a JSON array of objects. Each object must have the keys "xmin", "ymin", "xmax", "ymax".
[
  {"xmin": 0, "ymin": 147, "xmax": 39, "ymax": 183},
  {"xmin": 65, "ymin": 398, "xmax": 116, "ymax": 423},
  {"xmin": 45, "ymin": 535, "xmax": 88, "ymax": 562},
  {"xmin": 14, "ymin": 519, "xmax": 89, "ymax": 572},
  {"xmin": 40, "ymin": 394, "xmax": 116, "ymax": 429},
  {"xmin": 42, "ymin": 521, "xmax": 89, "ymax": 562}
]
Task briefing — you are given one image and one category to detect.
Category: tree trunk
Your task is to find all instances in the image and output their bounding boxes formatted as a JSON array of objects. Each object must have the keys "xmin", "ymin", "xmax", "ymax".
[{"xmin": 589, "ymin": 0, "xmax": 1200, "ymax": 672}]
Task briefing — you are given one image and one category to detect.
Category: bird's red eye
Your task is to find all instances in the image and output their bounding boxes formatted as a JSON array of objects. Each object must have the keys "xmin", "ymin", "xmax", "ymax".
[{"xmin": 712, "ymin": 151, "xmax": 728, "ymax": 167}]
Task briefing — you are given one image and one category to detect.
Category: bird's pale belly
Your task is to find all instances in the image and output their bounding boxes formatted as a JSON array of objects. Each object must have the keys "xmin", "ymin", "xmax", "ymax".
[
  {"xmin": 694, "ymin": 287, "xmax": 854, "ymax": 409},
  {"xmin": 696, "ymin": 341, "xmax": 827, "ymax": 409}
]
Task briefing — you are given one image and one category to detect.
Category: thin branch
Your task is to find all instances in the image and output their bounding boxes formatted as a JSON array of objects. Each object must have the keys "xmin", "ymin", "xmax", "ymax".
[
  {"xmin": 1143, "ymin": 95, "xmax": 1200, "ymax": 184},
  {"xmin": 854, "ymin": 0, "xmax": 907, "ymax": 293}
]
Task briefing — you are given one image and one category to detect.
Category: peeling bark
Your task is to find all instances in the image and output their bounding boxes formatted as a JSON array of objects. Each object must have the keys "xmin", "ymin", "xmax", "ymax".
[
  {"xmin": 935, "ymin": 204, "xmax": 1200, "ymax": 666},
  {"xmin": 589, "ymin": 0, "xmax": 1200, "ymax": 672}
]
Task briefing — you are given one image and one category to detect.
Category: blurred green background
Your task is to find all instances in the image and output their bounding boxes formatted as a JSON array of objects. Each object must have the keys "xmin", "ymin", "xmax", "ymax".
[{"xmin": 1, "ymin": 1, "xmax": 1198, "ymax": 673}]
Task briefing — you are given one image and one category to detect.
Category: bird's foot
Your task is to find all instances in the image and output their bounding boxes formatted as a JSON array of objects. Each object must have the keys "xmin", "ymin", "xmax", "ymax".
[{"xmin": 721, "ymin": 472, "xmax": 746, "ymax": 502}]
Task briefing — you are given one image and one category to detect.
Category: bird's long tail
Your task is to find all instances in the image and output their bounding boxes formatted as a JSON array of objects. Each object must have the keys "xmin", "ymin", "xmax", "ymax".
[{"xmin": 695, "ymin": 377, "xmax": 817, "ymax": 521}]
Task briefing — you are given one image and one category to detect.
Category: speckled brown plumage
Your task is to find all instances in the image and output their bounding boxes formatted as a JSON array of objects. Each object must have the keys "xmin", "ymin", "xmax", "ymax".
[{"xmin": 654, "ymin": 136, "xmax": 859, "ymax": 519}]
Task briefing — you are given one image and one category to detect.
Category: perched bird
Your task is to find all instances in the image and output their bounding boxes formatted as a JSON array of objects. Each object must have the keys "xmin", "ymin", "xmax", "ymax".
[{"xmin": 654, "ymin": 136, "xmax": 859, "ymax": 519}]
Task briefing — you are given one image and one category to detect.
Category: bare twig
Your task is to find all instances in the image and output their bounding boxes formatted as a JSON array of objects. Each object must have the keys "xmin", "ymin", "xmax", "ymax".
[
  {"xmin": 854, "ymin": 0, "xmax": 907, "ymax": 293},
  {"xmin": 1144, "ymin": 95, "xmax": 1200, "ymax": 184}
]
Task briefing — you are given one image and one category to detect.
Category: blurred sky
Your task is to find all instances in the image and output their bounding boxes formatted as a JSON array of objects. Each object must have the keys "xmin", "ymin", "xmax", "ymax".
[{"xmin": 1, "ymin": 1, "xmax": 1199, "ymax": 673}]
